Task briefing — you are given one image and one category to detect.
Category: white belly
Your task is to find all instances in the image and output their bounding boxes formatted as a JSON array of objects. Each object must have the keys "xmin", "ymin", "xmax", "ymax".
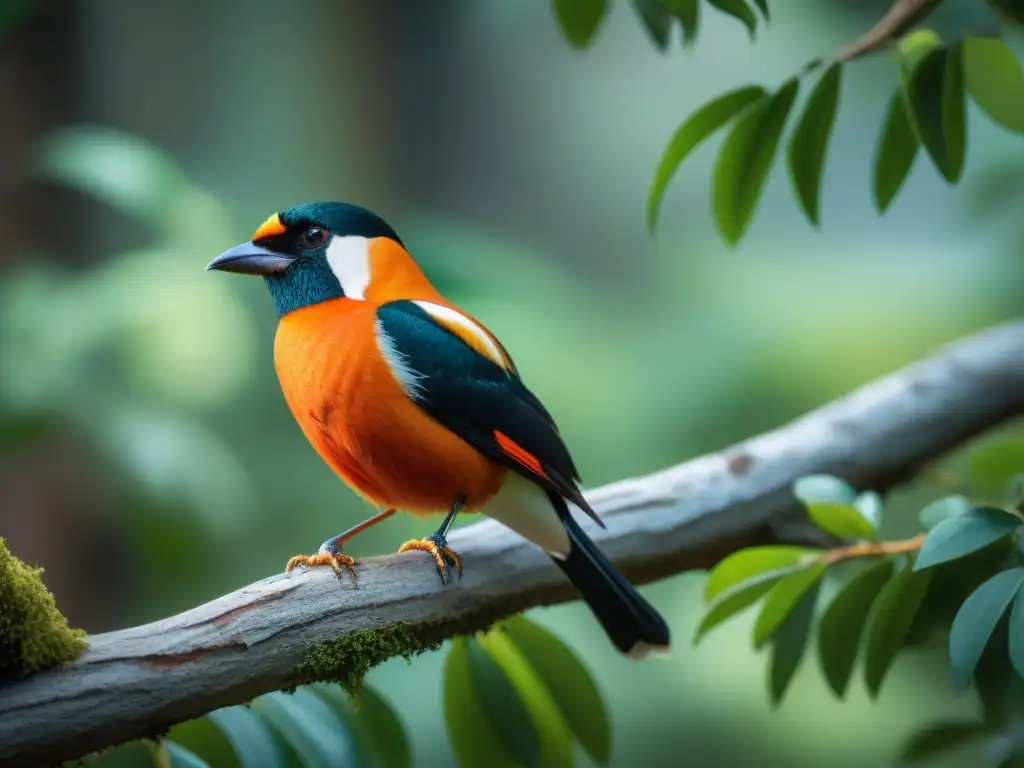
[{"xmin": 482, "ymin": 473, "xmax": 571, "ymax": 558}]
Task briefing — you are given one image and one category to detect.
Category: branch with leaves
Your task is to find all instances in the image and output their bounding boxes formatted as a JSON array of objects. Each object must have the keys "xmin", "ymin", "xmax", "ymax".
[
  {"xmin": 552, "ymin": 0, "xmax": 1024, "ymax": 245},
  {"xmin": 1, "ymin": 321, "xmax": 1022, "ymax": 767}
]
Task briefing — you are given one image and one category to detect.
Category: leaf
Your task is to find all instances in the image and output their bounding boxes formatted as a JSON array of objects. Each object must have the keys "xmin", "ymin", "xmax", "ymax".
[
  {"xmin": 257, "ymin": 688, "xmax": 357, "ymax": 768},
  {"xmin": 706, "ymin": 0, "xmax": 757, "ymax": 38},
  {"xmin": 818, "ymin": 558, "xmax": 896, "ymax": 698},
  {"xmin": 768, "ymin": 578, "xmax": 820, "ymax": 706},
  {"xmin": 444, "ymin": 638, "xmax": 519, "ymax": 768},
  {"xmin": 500, "ymin": 615, "xmax": 611, "ymax": 765},
  {"xmin": 659, "ymin": 0, "xmax": 699, "ymax": 45},
  {"xmin": 787, "ymin": 62, "xmax": 841, "ymax": 226},
  {"xmin": 901, "ymin": 720, "xmax": 988, "ymax": 763},
  {"xmin": 350, "ymin": 685, "xmax": 411, "ymax": 768},
  {"xmin": 1007, "ymin": 584, "xmax": 1024, "ymax": 681},
  {"xmin": 750, "ymin": 0, "xmax": 769, "ymax": 20},
  {"xmin": 695, "ymin": 568, "xmax": 799, "ymax": 643},
  {"xmin": 712, "ymin": 79, "xmax": 799, "ymax": 245},
  {"xmin": 855, "ymin": 491, "xmax": 884, "ymax": 529},
  {"xmin": 918, "ymin": 494, "xmax": 972, "ymax": 531},
  {"xmin": 207, "ymin": 705, "xmax": 288, "ymax": 768},
  {"xmin": 906, "ymin": 44, "xmax": 967, "ymax": 183},
  {"xmin": 805, "ymin": 502, "xmax": 878, "ymax": 541},
  {"xmin": 963, "ymin": 36, "xmax": 1024, "ymax": 134},
  {"xmin": 863, "ymin": 555, "xmax": 935, "ymax": 697},
  {"xmin": 647, "ymin": 85, "xmax": 766, "ymax": 231},
  {"xmin": 898, "ymin": 29, "xmax": 943, "ymax": 74},
  {"xmin": 873, "ymin": 88, "xmax": 920, "ymax": 213},
  {"xmin": 793, "ymin": 473, "xmax": 856, "ymax": 505},
  {"xmin": 704, "ymin": 545, "xmax": 813, "ymax": 600},
  {"xmin": 968, "ymin": 439, "xmax": 1024, "ymax": 499},
  {"xmin": 552, "ymin": 0, "xmax": 609, "ymax": 49},
  {"xmin": 950, "ymin": 568, "xmax": 1024, "ymax": 695},
  {"xmin": 477, "ymin": 630, "xmax": 575, "ymax": 768},
  {"xmin": 633, "ymin": 0, "xmax": 672, "ymax": 50},
  {"xmin": 467, "ymin": 637, "xmax": 542, "ymax": 768},
  {"xmin": 753, "ymin": 563, "xmax": 826, "ymax": 648},
  {"xmin": 160, "ymin": 742, "xmax": 212, "ymax": 768},
  {"xmin": 915, "ymin": 506, "xmax": 1021, "ymax": 571}
]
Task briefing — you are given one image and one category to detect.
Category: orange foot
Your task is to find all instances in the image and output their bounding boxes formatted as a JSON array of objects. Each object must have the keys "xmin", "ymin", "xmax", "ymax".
[
  {"xmin": 398, "ymin": 533, "xmax": 462, "ymax": 584},
  {"xmin": 285, "ymin": 539, "xmax": 357, "ymax": 585}
]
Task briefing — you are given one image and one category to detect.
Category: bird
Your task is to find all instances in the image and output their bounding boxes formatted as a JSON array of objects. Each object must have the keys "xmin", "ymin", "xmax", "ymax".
[{"xmin": 206, "ymin": 201, "xmax": 671, "ymax": 659}]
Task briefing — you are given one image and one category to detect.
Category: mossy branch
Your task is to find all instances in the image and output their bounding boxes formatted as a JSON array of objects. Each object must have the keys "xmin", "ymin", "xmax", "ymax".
[{"xmin": 1, "ymin": 321, "xmax": 1023, "ymax": 767}]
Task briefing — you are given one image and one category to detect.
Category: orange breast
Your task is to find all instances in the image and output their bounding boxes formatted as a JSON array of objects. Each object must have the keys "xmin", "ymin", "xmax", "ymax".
[{"xmin": 273, "ymin": 298, "xmax": 506, "ymax": 515}]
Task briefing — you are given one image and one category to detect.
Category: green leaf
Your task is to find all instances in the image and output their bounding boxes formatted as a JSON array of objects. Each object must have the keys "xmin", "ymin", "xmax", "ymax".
[
  {"xmin": 918, "ymin": 495, "xmax": 972, "ymax": 531},
  {"xmin": 855, "ymin": 491, "xmax": 884, "ymax": 529},
  {"xmin": 793, "ymin": 474, "xmax": 856, "ymax": 505},
  {"xmin": 704, "ymin": 545, "xmax": 813, "ymax": 600},
  {"xmin": 915, "ymin": 506, "xmax": 1021, "ymax": 571},
  {"xmin": 696, "ymin": 568, "xmax": 799, "ymax": 643},
  {"xmin": 950, "ymin": 567, "xmax": 1024, "ymax": 696},
  {"xmin": 750, "ymin": 0, "xmax": 769, "ymax": 20},
  {"xmin": 753, "ymin": 563, "xmax": 826, "ymax": 648},
  {"xmin": 501, "ymin": 615, "xmax": 611, "ymax": 765},
  {"xmin": 963, "ymin": 36, "xmax": 1024, "ymax": 134},
  {"xmin": 863, "ymin": 555, "xmax": 935, "ymax": 697},
  {"xmin": 1007, "ymin": 583, "xmax": 1024, "ymax": 680},
  {"xmin": 706, "ymin": 0, "xmax": 757, "ymax": 38},
  {"xmin": 873, "ymin": 88, "xmax": 920, "ymax": 213},
  {"xmin": 467, "ymin": 637, "xmax": 542, "ymax": 768},
  {"xmin": 552, "ymin": 0, "xmax": 609, "ymax": 49},
  {"xmin": 647, "ymin": 85, "xmax": 766, "ymax": 231},
  {"xmin": 349, "ymin": 685, "xmax": 411, "ymax": 768},
  {"xmin": 898, "ymin": 29, "xmax": 943, "ymax": 74},
  {"xmin": 968, "ymin": 439, "xmax": 1024, "ymax": 499},
  {"xmin": 906, "ymin": 44, "xmax": 967, "ymax": 183},
  {"xmin": 805, "ymin": 502, "xmax": 878, "ymax": 541},
  {"xmin": 901, "ymin": 720, "xmax": 988, "ymax": 763},
  {"xmin": 633, "ymin": 0, "xmax": 672, "ymax": 50},
  {"xmin": 207, "ymin": 706, "xmax": 288, "ymax": 768},
  {"xmin": 818, "ymin": 558, "xmax": 896, "ymax": 698},
  {"xmin": 712, "ymin": 78, "xmax": 799, "ymax": 245},
  {"xmin": 477, "ymin": 630, "xmax": 575, "ymax": 768},
  {"xmin": 787, "ymin": 63, "xmax": 841, "ymax": 226},
  {"xmin": 768, "ymin": 578, "xmax": 820, "ymax": 706},
  {"xmin": 257, "ymin": 689, "xmax": 357, "ymax": 768},
  {"xmin": 659, "ymin": 0, "xmax": 699, "ymax": 45},
  {"xmin": 444, "ymin": 638, "xmax": 519, "ymax": 768},
  {"xmin": 160, "ymin": 742, "xmax": 212, "ymax": 768}
]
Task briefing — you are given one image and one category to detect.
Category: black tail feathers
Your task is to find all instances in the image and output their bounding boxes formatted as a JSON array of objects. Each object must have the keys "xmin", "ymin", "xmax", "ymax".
[{"xmin": 548, "ymin": 493, "xmax": 671, "ymax": 658}]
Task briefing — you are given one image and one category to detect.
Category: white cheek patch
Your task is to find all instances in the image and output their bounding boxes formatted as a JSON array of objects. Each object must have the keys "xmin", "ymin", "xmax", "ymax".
[
  {"xmin": 375, "ymin": 318, "xmax": 427, "ymax": 401},
  {"xmin": 325, "ymin": 235, "xmax": 372, "ymax": 299}
]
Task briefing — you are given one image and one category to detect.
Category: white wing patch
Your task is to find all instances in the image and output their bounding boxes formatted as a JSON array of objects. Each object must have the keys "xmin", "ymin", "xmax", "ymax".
[
  {"xmin": 375, "ymin": 317, "xmax": 426, "ymax": 400},
  {"xmin": 412, "ymin": 300, "xmax": 507, "ymax": 369},
  {"xmin": 325, "ymin": 235, "xmax": 372, "ymax": 299}
]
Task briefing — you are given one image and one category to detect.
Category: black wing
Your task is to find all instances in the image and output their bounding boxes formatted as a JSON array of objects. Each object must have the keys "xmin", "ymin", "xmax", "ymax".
[{"xmin": 376, "ymin": 300, "xmax": 602, "ymax": 527}]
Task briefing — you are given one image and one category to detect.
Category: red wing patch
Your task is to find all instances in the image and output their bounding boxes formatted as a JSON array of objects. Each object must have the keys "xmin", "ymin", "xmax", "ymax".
[{"xmin": 494, "ymin": 430, "xmax": 547, "ymax": 478}]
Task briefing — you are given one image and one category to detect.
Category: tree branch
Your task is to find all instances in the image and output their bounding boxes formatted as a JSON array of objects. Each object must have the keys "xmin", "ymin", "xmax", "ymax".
[
  {"xmin": 2, "ymin": 321, "xmax": 1024, "ymax": 767},
  {"xmin": 835, "ymin": 0, "xmax": 945, "ymax": 63}
]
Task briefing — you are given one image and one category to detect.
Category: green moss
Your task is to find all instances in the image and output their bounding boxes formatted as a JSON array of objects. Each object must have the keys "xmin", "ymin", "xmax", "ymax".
[
  {"xmin": 297, "ymin": 618, "xmax": 496, "ymax": 694},
  {"xmin": 0, "ymin": 537, "xmax": 86, "ymax": 683}
]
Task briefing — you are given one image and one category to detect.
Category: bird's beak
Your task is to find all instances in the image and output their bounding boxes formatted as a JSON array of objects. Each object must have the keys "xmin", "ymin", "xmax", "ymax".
[{"xmin": 205, "ymin": 242, "xmax": 295, "ymax": 275}]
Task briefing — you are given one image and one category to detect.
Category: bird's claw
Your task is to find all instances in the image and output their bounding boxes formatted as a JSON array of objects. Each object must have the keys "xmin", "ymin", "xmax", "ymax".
[
  {"xmin": 398, "ymin": 533, "xmax": 462, "ymax": 584},
  {"xmin": 285, "ymin": 538, "xmax": 357, "ymax": 585}
]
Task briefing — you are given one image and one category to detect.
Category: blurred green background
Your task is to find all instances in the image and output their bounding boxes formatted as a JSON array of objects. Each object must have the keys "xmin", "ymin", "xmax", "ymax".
[{"xmin": 1, "ymin": 1, "xmax": 1021, "ymax": 766}]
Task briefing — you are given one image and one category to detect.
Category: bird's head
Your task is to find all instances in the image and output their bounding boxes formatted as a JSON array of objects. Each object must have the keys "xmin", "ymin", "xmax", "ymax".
[{"xmin": 207, "ymin": 201, "xmax": 432, "ymax": 316}]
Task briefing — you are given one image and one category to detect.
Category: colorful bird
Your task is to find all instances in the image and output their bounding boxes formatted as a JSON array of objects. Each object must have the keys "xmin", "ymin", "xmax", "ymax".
[{"xmin": 206, "ymin": 202, "xmax": 671, "ymax": 658}]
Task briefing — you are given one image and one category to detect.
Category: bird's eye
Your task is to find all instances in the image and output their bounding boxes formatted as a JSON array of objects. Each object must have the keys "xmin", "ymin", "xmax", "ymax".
[{"xmin": 300, "ymin": 226, "xmax": 328, "ymax": 248}]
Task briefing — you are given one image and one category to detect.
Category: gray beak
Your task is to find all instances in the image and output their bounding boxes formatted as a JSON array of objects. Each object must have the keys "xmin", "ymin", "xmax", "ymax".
[{"xmin": 205, "ymin": 242, "xmax": 295, "ymax": 275}]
